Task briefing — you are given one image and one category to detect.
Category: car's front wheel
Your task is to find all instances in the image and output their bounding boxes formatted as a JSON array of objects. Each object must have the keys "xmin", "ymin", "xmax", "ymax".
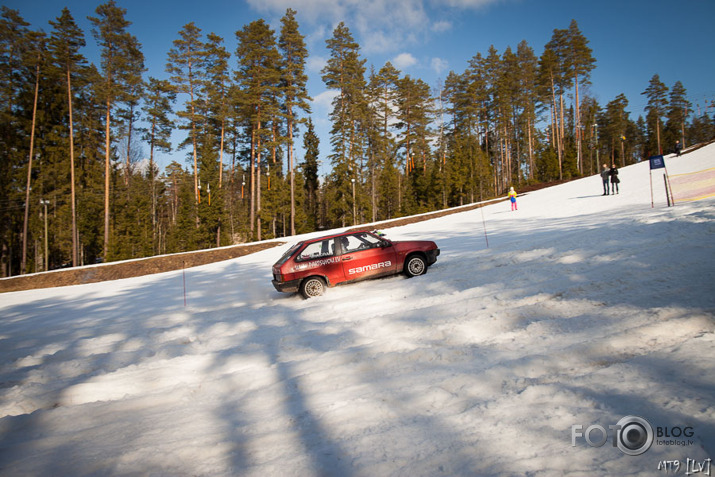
[
  {"xmin": 300, "ymin": 276, "xmax": 326, "ymax": 298},
  {"xmin": 404, "ymin": 255, "xmax": 427, "ymax": 277}
]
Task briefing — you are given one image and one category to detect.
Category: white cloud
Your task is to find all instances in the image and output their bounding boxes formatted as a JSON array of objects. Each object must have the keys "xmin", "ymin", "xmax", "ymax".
[
  {"xmin": 392, "ymin": 52, "xmax": 418, "ymax": 70},
  {"xmin": 245, "ymin": 0, "xmax": 345, "ymax": 22},
  {"xmin": 432, "ymin": 0, "xmax": 503, "ymax": 8},
  {"xmin": 246, "ymin": 0, "xmax": 431, "ymax": 54},
  {"xmin": 311, "ymin": 89, "xmax": 339, "ymax": 113},
  {"xmin": 431, "ymin": 20, "xmax": 452, "ymax": 33},
  {"xmin": 431, "ymin": 57, "xmax": 449, "ymax": 74},
  {"xmin": 307, "ymin": 55, "xmax": 327, "ymax": 75},
  {"xmin": 244, "ymin": 0, "xmax": 503, "ymax": 57}
]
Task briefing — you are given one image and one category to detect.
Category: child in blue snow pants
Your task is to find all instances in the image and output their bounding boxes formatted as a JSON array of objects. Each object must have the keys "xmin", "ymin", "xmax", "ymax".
[{"xmin": 508, "ymin": 187, "xmax": 517, "ymax": 211}]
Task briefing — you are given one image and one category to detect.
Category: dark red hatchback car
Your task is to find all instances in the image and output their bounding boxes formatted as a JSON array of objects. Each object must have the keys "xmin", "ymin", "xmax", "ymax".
[{"xmin": 272, "ymin": 230, "xmax": 440, "ymax": 298}]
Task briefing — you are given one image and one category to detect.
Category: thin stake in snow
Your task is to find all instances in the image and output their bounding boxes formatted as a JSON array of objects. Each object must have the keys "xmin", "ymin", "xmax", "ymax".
[
  {"xmin": 182, "ymin": 260, "xmax": 187, "ymax": 307},
  {"xmin": 480, "ymin": 204, "xmax": 489, "ymax": 248}
]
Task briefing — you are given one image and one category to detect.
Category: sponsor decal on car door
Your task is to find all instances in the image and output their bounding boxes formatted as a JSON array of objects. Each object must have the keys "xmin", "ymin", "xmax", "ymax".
[{"xmin": 340, "ymin": 233, "xmax": 396, "ymax": 281}]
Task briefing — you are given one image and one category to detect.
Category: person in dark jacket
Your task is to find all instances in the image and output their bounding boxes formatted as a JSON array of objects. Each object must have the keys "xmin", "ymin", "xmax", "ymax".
[
  {"xmin": 675, "ymin": 140, "xmax": 683, "ymax": 156},
  {"xmin": 609, "ymin": 163, "xmax": 620, "ymax": 194},
  {"xmin": 601, "ymin": 163, "xmax": 610, "ymax": 195}
]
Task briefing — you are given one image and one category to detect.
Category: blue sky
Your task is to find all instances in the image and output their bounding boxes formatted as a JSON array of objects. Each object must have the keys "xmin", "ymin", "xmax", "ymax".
[{"xmin": 6, "ymin": 0, "xmax": 715, "ymax": 173}]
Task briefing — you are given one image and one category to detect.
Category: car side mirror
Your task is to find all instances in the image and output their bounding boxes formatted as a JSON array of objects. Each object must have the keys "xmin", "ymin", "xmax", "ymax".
[{"xmin": 381, "ymin": 239, "xmax": 392, "ymax": 248}]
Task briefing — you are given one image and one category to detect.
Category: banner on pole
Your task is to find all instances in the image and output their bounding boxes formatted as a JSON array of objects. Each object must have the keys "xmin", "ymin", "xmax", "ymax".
[{"xmin": 649, "ymin": 155, "xmax": 666, "ymax": 170}]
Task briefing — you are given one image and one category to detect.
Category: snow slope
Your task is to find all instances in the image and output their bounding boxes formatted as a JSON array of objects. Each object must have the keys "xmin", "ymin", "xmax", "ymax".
[{"xmin": 1, "ymin": 147, "xmax": 714, "ymax": 476}]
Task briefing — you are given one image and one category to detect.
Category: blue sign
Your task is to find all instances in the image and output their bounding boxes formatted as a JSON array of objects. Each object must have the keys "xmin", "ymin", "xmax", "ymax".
[{"xmin": 649, "ymin": 155, "xmax": 665, "ymax": 170}]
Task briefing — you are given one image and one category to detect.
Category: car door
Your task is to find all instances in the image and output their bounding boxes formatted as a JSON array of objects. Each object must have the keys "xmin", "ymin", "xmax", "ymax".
[{"xmin": 339, "ymin": 232, "xmax": 397, "ymax": 282}]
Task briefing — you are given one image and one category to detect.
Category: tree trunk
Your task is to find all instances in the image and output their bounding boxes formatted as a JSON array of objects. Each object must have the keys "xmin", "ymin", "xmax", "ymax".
[
  {"xmin": 528, "ymin": 117, "xmax": 534, "ymax": 180},
  {"xmin": 219, "ymin": 117, "xmax": 225, "ymax": 189},
  {"xmin": 150, "ymin": 120, "xmax": 157, "ymax": 254},
  {"xmin": 559, "ymin": 94, "xmax": 565, "ymax": 180},
  {"xmin": 250, "ymin": 128, "xmax": 256, "ymax": 236},
  {"xmin": 67, "ymin": 67, "xmax": 78, "ymax": 267},
  {"xmin": 574, "ymin": 71, "xmax": 582, "ymax": 174},
  {"xmin": 256, "ymin": 128, "xmax": 262, "ymax": 242},
  {"xmin": 103, "ymin": 95, "xmax": 111, "ymax": 259},
  {"xmin": 656, "ymin": 116, "xmax": 662, "ymax": 154},
  {"xmin": 21, "ymin": 59, "xmax": 41, "ymax": 275},
  {"xmin": 549, "ymin": 71, "xmax": 562, "ymax": 180},
  {"xmin": 288, "ymin": 112, "xmax": 295, "ymax": 236}
]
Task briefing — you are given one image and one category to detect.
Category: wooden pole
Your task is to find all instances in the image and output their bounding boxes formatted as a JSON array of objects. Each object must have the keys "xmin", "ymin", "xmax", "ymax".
[{"xmin": 650, "ymin": 169, "xmax": 654, "ymax": 208}]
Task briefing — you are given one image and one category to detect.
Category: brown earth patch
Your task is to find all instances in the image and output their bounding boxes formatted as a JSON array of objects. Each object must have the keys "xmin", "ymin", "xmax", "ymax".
[{"xmin": 0, "ymin": 241, "xmax": 282, "ymax": 294}]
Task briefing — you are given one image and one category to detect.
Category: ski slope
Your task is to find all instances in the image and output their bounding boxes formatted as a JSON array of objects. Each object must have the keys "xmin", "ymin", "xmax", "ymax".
[{"xmin": 1, "ymin": 146, "xmax": 714, "ymax": 476}]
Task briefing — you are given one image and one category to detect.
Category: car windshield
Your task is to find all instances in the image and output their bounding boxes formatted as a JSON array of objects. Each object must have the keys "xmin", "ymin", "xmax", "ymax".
[{"xmin": 342, "ymin": 232, "xmax": 385, "ymax": 253}]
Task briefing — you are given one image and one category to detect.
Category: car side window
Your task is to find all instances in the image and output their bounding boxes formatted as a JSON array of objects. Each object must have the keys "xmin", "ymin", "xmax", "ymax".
[
  {"xmin": 296, "ymin": 239, "xmax": 334, "ymax": 261},
  {"xmin": 342, "ymin": 233, "xmax": 381, "ymax": 253}
]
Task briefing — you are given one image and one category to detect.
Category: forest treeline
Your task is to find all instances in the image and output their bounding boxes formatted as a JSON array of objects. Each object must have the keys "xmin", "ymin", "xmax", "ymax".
[{"xmin": 1, "ymin": 3, "xmax": 713, "ymax": 277}]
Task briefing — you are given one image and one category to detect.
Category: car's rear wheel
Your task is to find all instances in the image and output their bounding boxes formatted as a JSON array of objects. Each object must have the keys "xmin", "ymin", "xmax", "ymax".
[
  {"xmin": 404, "ymin": 255, "xmax": 427, "ymax": 277},
  {"xmin": 300, "ymin": 276, "xmax": 326, "ymax": 298}
]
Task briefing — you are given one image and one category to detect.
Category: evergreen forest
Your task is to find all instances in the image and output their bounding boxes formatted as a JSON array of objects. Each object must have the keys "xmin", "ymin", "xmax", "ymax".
[{"xmin": 1, "ymin": 3, "xmax": 713, "ymax": 277}]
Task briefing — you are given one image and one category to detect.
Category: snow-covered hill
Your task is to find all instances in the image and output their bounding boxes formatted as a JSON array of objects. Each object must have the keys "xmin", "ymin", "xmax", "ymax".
[{"xmin": 1, "ymin": 147, "xmax": 714, "ymax": 476}]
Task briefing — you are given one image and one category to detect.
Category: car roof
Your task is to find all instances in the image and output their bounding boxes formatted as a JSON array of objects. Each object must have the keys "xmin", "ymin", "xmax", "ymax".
[{"xmin": 303, "ymin": 229, "xmax": 372, "ymax": 244}]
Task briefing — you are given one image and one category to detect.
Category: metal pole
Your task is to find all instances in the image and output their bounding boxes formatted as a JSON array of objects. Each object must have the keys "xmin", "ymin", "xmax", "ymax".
[
  {"xmin": 351, "ymin": 178, "xmax": 356, "ymax": 226},
  {"xmin": 650, "ymin": 171, "xmax": 654, "ymax": 208},
  {"xmin": 40, "ymin": 199, "xmax": 49, "ymax": 271}
]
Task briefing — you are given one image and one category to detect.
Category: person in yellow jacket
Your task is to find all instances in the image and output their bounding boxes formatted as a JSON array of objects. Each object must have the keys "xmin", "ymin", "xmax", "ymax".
[{"xmin": 508, "ymin": 186, "xmax": 517, "ymax": 211}]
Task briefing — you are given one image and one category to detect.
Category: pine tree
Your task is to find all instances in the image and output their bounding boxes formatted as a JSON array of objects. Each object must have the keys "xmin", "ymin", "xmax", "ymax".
[
  {"xmin": 580, "ymin": 96, "xmax": 601, "ymax": 174},
  {"xmin": 540, "ymin": 30, "xmax": 571, "ymax": 179},
  {"xmin": 600, "ymin": 93, "xmax": 629, "ymax": 165},
  {"xmin": 141, "ymin": 77, "xmax": 175, "ymax": 253},
  {"xmin": 279, "ymin": 8, "xmax": 310, "ymax": 236},
  {"xmin": 515, "ymin": 40, "xmax": 538, "ymax": 180},
  {"xmin": 564, "ymin": 20, "xmax": 596, "ymax": 174},
  {"xmin": 235, "ymin": 19, "xmax": 281, "ymax": 240},
  {"xmin": 642, "ymin": 74, "xmax": 668, "ymax": 155},
  {"xmin": 164, "ymin": 161, "xmax": 198, "ymax": 252},
  {"xmin": 301, "ymin": 117, "xmax": 319, "ymax": 231},
  {"xmin": 481, "ymin": 45, "xmax": 508, "ymax": 193},
  {"xmin": 321, "ymin": 22, "xmax": 367, "ymax": 227},
  {"xmin": 203, "ymin": 32, "xmax": 231, "ymax": 245},
  {"xmin": 3, "ymin": 10, "xmax": 43, "ymax": 274},
  {"xmin": 395, "ymin": 75, "xmax": 433, "ymax": 214},
  {"xmin": 167, "ymin": 22, "xmax": 206, "ymax": 206},
  {"xmin": 496, "ymin": 45, "xmax": 518, "ymax": 187},
  {"xmin": 48, "ymin": 7, "xmax": 87, "ymax": 268},
  {"xmin": 204, "ymin": 33, "xmax": 230, "ymax": 189},
  {"xmin": 665, "ymin": 80, "xmax": 691, "ymax": 151},
  {"xmin": 687, "ymin": 109, "xmax": 715, "ymax": 145},
  {"xmin": 368, "ymin": 62, "xmax": 400, "ymax": 220},
  {"xmin": 89, "ymin": 0, "xmax": 144, "ymax": 259},
  {"xmin": 443, "ymin": 70, "xmax": 476, "ymax": 204},
  {"xmin": 21, "ymin": 32, "xmax": 46, "ymax": 273},
  {"xmin": 75, "ymin": 64, "xmax": 107, "ymax": 264}
]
